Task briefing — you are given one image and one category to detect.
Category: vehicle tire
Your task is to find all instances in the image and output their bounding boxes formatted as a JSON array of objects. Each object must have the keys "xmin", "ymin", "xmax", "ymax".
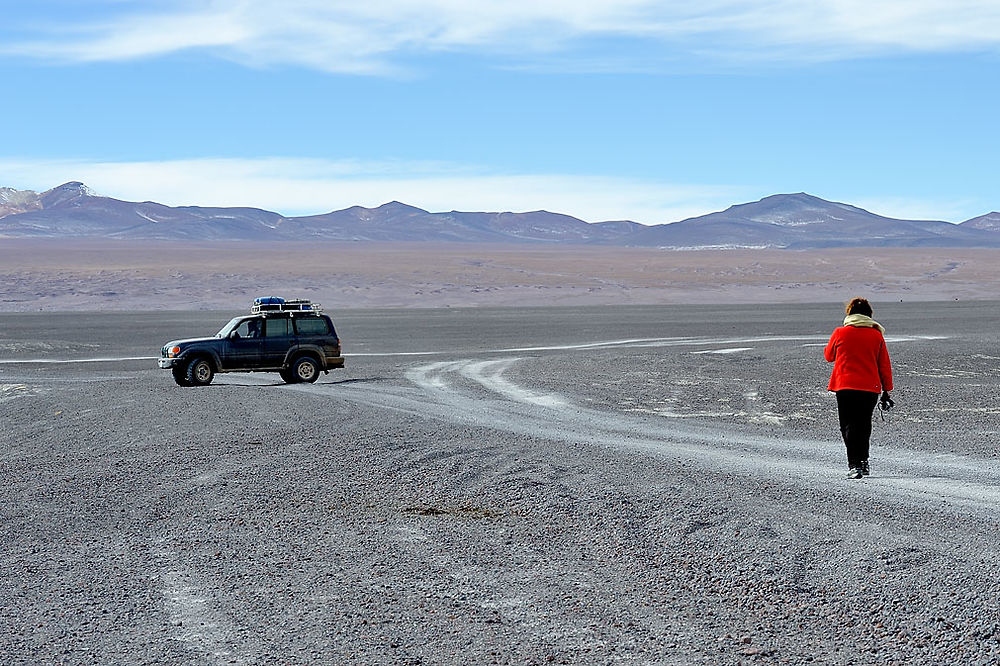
[
  {"xmin": 185, "ymin": 357, "xmax": 215, "ymax": 386},
  {"xmin": 279, "ymin": 368, "xmax": 296, "ymax": 384},
  {"xmin": 292, "ymin": 356, "xmax": 320, "ymax": 383},
  {"xmin": 171, "ymin": 364, "xmax": 191, "ymax": 386}
]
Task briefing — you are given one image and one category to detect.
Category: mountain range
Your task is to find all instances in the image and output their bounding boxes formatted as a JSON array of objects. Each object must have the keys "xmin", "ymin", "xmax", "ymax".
[{"xmin": 2, "ymin": 181, "xmax": 998, "ymax": 249}]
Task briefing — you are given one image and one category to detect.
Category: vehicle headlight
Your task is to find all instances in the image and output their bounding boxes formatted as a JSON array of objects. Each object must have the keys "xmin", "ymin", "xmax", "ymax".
[{"xmin": 167, "ymin": 346, "xmax": 181, "ymax": 358}]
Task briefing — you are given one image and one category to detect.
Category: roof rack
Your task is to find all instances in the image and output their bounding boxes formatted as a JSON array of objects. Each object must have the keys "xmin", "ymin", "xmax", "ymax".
[{"xmin": 250, "ymin": 296, "xmax": 322, "ymax": 314}]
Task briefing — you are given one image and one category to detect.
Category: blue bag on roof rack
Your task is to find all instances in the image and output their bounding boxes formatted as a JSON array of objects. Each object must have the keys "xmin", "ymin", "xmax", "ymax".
[{"xmin": 250, "ymin": 296, "xmax": 321, "ymax": 314}]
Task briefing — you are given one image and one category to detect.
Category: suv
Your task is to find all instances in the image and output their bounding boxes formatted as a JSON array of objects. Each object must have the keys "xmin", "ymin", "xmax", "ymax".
[{"xmin": 158, "ymin": 297, "xmax": 344, "ymax": 386}]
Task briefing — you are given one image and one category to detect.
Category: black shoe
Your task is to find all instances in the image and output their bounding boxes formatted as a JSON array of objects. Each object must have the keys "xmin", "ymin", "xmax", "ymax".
[
  {"xmin": 847, "ymin": 468, "xmax": 863, "ymax": 479},
  {"xmin": 860, "ymin": 460, "xmax": 870, "ymax": 476}
]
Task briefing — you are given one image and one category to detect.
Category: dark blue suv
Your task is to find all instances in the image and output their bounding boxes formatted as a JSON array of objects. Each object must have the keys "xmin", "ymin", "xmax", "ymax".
[{"xmin": 158, "ymin": 298, "xmax": 344, "ymax": 386}]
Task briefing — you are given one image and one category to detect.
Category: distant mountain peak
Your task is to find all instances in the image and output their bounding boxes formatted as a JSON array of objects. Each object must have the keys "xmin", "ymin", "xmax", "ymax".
[
  {"xmin": 706, "ymin": 193, "xmax": 841, "ymax": 222},
  {"xmin": 628, "ymin": 192, "xmax": 998, "ymax": 249},
  {"xmin": 761, "ymin": 192, "xmax": 820, "ymax": 202},
  {"xmin": 961, "ymin": 211, "xmax": 1000, "ymax": 231},
  {"xmin": 0, "ymin": 185, "xmax": 42, "ymax": 216},
  {"xmin": 748, "ymin": 192, "xmax": 851, "ymax": 209},
  {"xmin": 40, "ymin": 181, "xmax": 100, "ymax": 208},
  {"xmin": 0, "ymin": 185, "xmax": 37, "ymax": 203},
  {"xmin": 52, "ymin": 181, "xmax": 95, "ymax": 195},
  {"xmin": 377, "ymin": 201, "xmax": 429, "ymax": 214}
]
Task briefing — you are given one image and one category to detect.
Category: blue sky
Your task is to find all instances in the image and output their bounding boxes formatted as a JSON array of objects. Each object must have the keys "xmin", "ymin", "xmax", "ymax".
[{"xmin": 1, "ymin": 0, "xmax": 998, "ymax": 224}]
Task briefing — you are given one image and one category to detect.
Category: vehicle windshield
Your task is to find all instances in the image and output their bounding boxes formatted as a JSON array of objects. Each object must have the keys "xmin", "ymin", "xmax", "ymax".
[{"xmin": 216, "ymin": 317, "xmax": 246, "ymax": 338}]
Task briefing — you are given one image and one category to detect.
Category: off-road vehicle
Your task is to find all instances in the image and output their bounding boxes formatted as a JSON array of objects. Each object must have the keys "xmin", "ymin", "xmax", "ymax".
[{"xmin": 158, "ymin": 297, "xmax": 344, "ymax": 386}]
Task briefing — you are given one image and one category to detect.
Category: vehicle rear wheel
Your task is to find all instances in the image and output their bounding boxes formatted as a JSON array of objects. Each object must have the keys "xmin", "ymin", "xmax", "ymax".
[
  {"xmin": 292, "ymin": 356, "xmax": 319, "ymax": 383},
  {"xmin": 185, "ymin": 357, "xmax": 214, "ymax": 386},
  {"xmin": 171, "ymin": 364, "xmax": 191, "ymax": 386},
  {"xmin": 279, "ymin": 368, "xmax": 296, "ymax": 384}
]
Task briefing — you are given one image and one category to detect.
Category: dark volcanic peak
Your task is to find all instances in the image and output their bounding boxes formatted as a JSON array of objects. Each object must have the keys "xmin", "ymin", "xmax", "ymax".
[{"xmin": 0, "ymin": 182, "xmax": 998, "ymax": 248}]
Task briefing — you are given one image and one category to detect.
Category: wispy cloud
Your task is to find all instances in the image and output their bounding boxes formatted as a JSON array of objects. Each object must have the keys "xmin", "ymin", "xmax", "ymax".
[
  {"xmin": 5, "ymin": 1, "xmax": 1000, "ymax": 73},
  {"xmin": 0, "ymin": 156, "xmax": 748, "ymax": 224}
]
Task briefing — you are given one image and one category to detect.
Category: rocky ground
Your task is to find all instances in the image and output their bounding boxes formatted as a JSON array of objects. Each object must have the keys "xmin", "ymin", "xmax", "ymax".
[{"xmin": 2, "ymin": 302, "xmax": 1000, "ymax": 665}]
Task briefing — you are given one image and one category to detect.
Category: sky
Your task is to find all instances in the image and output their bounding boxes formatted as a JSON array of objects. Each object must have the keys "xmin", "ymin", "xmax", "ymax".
[{"xmin": 1, "ymin": 0, "xmax": 998, "ymax": 224}]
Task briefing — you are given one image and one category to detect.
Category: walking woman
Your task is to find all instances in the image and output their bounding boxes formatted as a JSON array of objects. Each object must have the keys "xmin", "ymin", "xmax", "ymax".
[{"xmin": 824, "ymin": 297, "xmax": 893, "ymax": 479}]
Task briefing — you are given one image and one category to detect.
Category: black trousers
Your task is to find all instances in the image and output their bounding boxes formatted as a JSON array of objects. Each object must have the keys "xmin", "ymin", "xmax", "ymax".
[{"xmin": 836, "ymin": 389, "xmax": 879, "ymax": 468}]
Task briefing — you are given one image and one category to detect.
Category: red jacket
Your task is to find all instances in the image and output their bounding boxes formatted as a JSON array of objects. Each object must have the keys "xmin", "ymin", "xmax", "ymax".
[{"xmin": 824, "ymin": 325, "xmax": 893, "ymax": 393}]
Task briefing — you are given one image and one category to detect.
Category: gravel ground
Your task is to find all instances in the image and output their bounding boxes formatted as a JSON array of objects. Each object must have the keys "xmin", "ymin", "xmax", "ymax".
[{"xmin": 2, "ymin": 302, "xmax": 1000, "ymax": 665}]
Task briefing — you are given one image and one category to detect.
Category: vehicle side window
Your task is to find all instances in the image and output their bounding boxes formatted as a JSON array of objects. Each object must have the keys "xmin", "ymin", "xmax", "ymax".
[
  {"xmin": 233, "ymin": 318, "xmax": 263, "ymax": 338},
  {"xmin": 265, "ymin": 318, "xmax": 293, "ymax": 337},
  {"xmin": 295, "ymin": 317, "xmax": 330, "ymax": 336}
]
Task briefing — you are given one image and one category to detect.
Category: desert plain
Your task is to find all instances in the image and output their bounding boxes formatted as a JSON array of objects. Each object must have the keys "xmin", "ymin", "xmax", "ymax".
[
  {"xmin": 3, "ymin": 241, "xmax": 1000, "ymax": 665},
  {"xmin": 3, "ymin": 240, "xmax": 1000, "ymax": 311},
  {"xmin": 2, "ymin": 295, "xmax": 1000, "ymax": 664}
]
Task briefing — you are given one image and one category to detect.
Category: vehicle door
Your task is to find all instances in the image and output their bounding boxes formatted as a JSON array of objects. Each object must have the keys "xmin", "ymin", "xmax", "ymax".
[
  {"xmin": 222, "ymin": 317, "xmax": 264, "ymax": 369},
  {"xmin": 262, "ymin": 316, "xmax": 294, "ymax": 367}
]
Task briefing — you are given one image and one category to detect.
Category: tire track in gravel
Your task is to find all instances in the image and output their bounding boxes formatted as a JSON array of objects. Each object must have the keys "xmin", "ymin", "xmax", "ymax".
[
  {"xmin": 275, "ymin": 352, "xmax": 1000, "ymax": 649},
  {"xmin": 141, "ymin": 428, "xmax": 329, "ymax": 664},
  {"xmin": 48, "ymin": 333, "xmax": 974, "ymax": 661},
  {"xmin": 287, "ymin": 356, "xmax": 1000, "ymax": 518}
]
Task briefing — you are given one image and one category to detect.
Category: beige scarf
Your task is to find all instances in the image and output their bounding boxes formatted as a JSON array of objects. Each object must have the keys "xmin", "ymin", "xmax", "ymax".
[{"xmin": 843, "ymin": 313, "xmax": 885, "ymax": 333}]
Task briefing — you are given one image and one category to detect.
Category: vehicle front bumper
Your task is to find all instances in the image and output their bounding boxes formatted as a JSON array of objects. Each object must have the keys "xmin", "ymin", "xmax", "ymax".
[{"xmin": 158, "ymin": 358, "xmax": 178, "ymax": 369}]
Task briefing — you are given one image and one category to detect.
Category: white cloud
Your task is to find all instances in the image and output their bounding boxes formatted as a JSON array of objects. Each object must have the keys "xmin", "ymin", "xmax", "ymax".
[
  {"xmin": 5, "ymin": 1, "xmax": 1000, "ymax": 72},
  {"xmin": 0, "ymin": 156, "xmax": 747, "ymax": 224}
]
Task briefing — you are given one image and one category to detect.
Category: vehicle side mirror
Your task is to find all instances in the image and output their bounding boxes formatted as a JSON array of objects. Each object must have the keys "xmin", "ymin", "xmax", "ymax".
[{"xmin": 230, "ymin": 331, "xmax": 241, "ymax": 339}]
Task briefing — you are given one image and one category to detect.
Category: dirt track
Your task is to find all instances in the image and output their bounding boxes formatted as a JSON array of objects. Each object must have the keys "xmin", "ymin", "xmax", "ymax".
[{"xmin": 2, "ymin": 302, "xmax": 1000, "ymax": 664}]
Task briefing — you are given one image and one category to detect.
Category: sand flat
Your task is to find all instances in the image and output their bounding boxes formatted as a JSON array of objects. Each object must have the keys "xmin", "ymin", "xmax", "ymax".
[{"xmin": 3, "ymin": 238, "xmax": 1000, "ymax": 310}]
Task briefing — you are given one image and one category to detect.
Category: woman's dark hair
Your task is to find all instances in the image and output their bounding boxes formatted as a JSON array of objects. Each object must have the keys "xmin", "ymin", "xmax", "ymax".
[{"xmin": 845, "ymin": 297, "xmax": 873, "ymax": 317}]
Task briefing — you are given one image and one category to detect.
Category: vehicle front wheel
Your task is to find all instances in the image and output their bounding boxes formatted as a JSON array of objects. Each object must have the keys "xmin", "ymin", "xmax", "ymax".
[
  {"xmin": 292, "ymin": 356, "xmax": 319, "ymax": 383},
  {"xmin": 172, "ymin": 364, "xmax": 191, "ymax": 386},
  {"xmin": 185, "ymin": 357, "xmax": 215, "ymax": 386}
]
